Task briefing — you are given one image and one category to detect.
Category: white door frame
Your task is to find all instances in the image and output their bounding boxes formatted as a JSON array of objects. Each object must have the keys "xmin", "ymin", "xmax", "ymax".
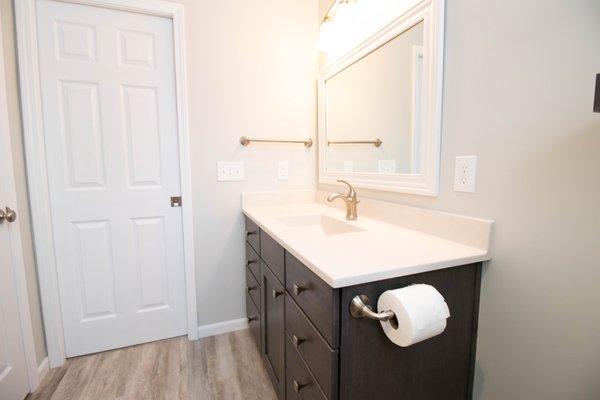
[
  {"xmin": 0, "ymin": 10, "xmax": 43, "ymax": 391},
  {"xmin": 15, "ymin": 0, "xmax": 198, "ymax": 368}
]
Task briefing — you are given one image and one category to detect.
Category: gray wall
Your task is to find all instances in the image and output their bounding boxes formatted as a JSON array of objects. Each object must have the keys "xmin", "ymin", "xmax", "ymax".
[{"xmin": 320, "ymin": 0, "xmax": 600, "ymax": 398}]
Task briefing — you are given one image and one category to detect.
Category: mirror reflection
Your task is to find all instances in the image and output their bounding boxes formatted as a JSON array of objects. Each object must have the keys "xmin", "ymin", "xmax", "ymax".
[{"xmin": 325, "ymin": 21, "xmax": 424, "ymax": 174}]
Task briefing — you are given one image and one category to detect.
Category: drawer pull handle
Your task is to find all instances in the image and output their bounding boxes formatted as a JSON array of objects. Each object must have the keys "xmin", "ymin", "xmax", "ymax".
[
  {"xmin": 293, "ymin": 283, "xmax": 306, "ymax": 296},
  {"xmin": 272, "ymin": 289, "xmax": 284, "ymax": 299},
  {"xmin": 248, "ymin": 315, "xmax": 258, "ymax": 322},
  {"xmin": 292, "ymin": 334, "xmax": 305, "ymax": 348},
  {"xmin": 247, "ymin": 285, "xmax": 258, "ymax": 292},
  {"xmin": 245, "ymin": 230, "xmax": 257, "ymax": 237},
  {"xmin": 293, "ymin": 379, "xmax": 306, "ymax": 394},
  {"xmin": 246, "ymin": 259, "xmax": 257, "ymax": 266}
]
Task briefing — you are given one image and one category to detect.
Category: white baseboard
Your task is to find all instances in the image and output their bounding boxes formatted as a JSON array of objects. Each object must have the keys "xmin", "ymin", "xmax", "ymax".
[
  {"xmin": 197, "ymin": 318, "xmax": 249, "ymax": 339},
  {"xmin": 37, "ymin": 357, "xmax": 49, "ymax": 383}
]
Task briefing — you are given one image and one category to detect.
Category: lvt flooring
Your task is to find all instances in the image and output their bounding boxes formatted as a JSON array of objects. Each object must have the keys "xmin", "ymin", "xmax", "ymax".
[{"xmin": 26, "ymin": 329, "xmax": 277, "ymax": 400}]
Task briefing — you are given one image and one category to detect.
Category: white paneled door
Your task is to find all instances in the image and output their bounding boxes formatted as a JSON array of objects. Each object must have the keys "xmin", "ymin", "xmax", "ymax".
[
  {"xmin": 1, "ymin": 9, "xmax": 31, "ymax": 397},
  {"xmin": 0, "ymin": 160, "xmax": 29, "ymax": 400},
  {"xmin": 35, "ymin": 0, "xmax": 187, "ymax": 357}
]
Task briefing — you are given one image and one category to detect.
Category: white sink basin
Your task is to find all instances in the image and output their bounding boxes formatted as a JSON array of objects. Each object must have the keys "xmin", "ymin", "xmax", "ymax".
[{"xmin": 278, "ymin": 214, "xmax": 364, "ymax": 236}]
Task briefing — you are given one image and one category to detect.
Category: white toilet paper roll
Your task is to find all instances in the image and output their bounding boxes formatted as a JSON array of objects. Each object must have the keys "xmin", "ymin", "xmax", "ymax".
[{"xmin": 377, "ymin": 284, "xmax": 450, "ymax": 347}]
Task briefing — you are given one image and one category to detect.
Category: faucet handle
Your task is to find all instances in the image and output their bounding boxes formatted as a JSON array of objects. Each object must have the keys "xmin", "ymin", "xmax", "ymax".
[{"xmin": 337, "ymin": 179, "xmax": 356, "ymax": 198}]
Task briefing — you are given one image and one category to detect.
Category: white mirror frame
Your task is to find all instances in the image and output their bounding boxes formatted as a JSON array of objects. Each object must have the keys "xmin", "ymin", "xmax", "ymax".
[{"xmin": 318, "ymin": 0, "xmax": 444, "ymax": 196}]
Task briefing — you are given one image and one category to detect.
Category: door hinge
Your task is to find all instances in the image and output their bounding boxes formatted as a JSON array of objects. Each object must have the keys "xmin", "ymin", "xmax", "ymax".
[{"xmin": 170, "ymin": 196, "xmax": 182, "ymax": 207}]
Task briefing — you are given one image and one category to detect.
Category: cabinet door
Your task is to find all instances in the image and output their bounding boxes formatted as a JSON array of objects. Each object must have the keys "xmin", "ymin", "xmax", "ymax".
[{"xmin": 261, "ymin": 262, "xmax": 285, "ymax": 399}]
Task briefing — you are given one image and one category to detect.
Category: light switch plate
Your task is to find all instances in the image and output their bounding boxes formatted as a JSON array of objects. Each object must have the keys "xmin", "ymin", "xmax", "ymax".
[
  {"xmin": 217, "ymin": 161, "xmax": 244, "ymax": 181},
  {"xmin": 378, "ymin": 159, "xmax": 397, "ymax": 173},
  {"xmin": 454, "ymin": 156, "xmax": 477, "ymax": 193},
  {"xmin": 277, "ymin": 161, "xmax": 289, "ymax": 180}
]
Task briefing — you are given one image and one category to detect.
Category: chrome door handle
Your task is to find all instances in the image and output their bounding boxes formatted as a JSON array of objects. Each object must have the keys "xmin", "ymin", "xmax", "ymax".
[{"xmin": 0, "ymin": 207, "xmax": 16, "ymax": 224}]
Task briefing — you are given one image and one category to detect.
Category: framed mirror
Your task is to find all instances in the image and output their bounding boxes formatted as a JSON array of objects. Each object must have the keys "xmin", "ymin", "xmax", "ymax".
[{"xmin": 318, "ymin": 0, "xmax": 444, "ymax": 195}]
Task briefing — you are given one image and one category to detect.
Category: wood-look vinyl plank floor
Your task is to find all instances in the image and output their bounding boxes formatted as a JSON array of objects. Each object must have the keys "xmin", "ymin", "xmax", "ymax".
[{"xmin": 26, "ymin": 329, "xmax": 277, "ymax": 400}]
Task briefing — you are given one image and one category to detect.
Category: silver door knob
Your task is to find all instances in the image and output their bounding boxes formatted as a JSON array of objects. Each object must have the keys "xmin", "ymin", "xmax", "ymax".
[{"xmin": 0, "ymin": 207, "xmax": 16, "ymax": 224}]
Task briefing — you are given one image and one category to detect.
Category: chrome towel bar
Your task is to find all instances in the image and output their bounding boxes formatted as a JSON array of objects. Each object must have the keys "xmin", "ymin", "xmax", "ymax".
[
  {"xmin": 327, "ymin": 138, "xmax": 382, "ymax": 147},
  {"xmin": 240, "ymin": 136, "xmax": 313, "ymax": 148}
]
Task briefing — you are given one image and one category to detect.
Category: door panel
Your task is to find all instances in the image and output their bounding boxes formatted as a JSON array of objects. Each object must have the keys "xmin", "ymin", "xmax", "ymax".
[
  {"xmin": 59, "ymin": 80, "xmax": 106, "ymax": 188},
  {"xmin": 36, "ymin": 0, "xmax": 187, "ymax": 356},
  {"xmin": 131, "ymin": 217, "xmax": 170, "ymax": 312},
  {"xmin": 121, "ymin": 85, "xmax": 162, "ymax": 186},
  {"xmin": 70, "ymin": 220, "xmax": 116, "ymax": 321}
]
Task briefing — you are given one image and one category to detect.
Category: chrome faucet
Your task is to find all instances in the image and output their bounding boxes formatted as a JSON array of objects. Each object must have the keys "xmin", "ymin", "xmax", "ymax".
[{"xmin": 327, "ymin": 180, "xmax": 359, "ymax": 221}]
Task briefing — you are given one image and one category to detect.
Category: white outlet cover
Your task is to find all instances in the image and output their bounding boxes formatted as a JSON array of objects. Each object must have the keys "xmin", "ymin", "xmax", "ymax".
[
  {"xmin": 277, "ymin": 161, "xmax": 289, "ymax": 180},
  {"xmin": 217, "ymin": 161, "xmax": 244, "ymax": 181},
  {"xmin": 378, "ymin": 159, "xmax": 397, "ymax": 173},
  {"xmin": 343, "ymin": 161, "xmax": 354, "ymax": 172},
  {"xmin": 453, "ymin": 156, "xmax": 477, "ymax": 193}
]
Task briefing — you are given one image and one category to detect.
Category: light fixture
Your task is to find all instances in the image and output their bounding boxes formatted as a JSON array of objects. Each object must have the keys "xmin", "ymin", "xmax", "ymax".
[
  {"xmin": 334, "ymin": 0, "xmax": 355, "ymax": 30},
  {"xmin": 318, "ymin": 0, "xmax": 359, "ymax": 53},
  {"xmin": 318, "ymin": 15, "xmax": 335, "ymax": 52}
]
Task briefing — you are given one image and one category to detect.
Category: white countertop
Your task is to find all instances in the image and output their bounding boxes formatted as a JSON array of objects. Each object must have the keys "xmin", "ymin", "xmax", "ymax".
[{"xmin": 242, "ymin": 191, "xmax": 493, "ymax": 288}]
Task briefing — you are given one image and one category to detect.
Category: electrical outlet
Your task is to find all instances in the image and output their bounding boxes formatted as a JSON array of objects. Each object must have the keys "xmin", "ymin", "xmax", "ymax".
[
  {"xmin": 217, "ymin": 161, "xmax": 244, "ymax": 181},
  {"xmin": 277, "ymin": 161, "xmax": 289, "ymax": 180},
  {"xmin": 343, "ymin": 161, "xmax": 354, "ymax": 172},
  {"xmin": 378, "ymin": 159, "xmax": 396, "ymax": 173},
  {"xmin": 454, "ymin": 156, "xmax": 477, "ymax": 193}
]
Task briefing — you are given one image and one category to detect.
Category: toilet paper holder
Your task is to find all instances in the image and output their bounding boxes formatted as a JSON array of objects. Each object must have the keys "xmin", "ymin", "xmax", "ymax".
[{"xmin": 350, "ymin": 295, "xmax": 398, "ymax": 329}]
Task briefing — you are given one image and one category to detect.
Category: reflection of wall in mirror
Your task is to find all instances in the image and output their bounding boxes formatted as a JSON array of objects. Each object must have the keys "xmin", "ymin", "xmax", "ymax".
[{"xmin": 326, "ymin": 21, "xmax": 424, "ymax": 174}]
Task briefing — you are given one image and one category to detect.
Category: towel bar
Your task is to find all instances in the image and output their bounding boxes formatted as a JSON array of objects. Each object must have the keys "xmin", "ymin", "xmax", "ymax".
[
  {"xmin": 240, "ymin": 136, "xmax": 313, "ymax": 148},
  {"xmin": 327, "ymin": 139, "xmax": 382, "ymax": 147}
]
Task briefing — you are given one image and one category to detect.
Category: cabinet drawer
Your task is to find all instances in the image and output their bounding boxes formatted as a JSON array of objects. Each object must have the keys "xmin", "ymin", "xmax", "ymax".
[
  {"xmin": 246, "ymin": 267, "xmax": 260, "ymax": 310},
  {"xmin": 260, "ymin": 230, "xmax": 285, "ymax": 283},
  {"xmin": 245, "ymin": 216, "xmax": 260, "ymax": 253},
  {"xmin": 286, "ymin": 252, "xmax": 339, "ymax": 348},
  {"xmin": 245, "ymin": 242, "xmax": 260, "ymax": 282},
  {"xmin": 246, "ymin": 291, "xmax": 261, "ymax": 351},
  {"xmin": 286, "ymin": 336, "xmax": 328, "ymax": 400},
  {"xmin": 286, "ymin": 296, "xmax": 338, "ymax": 399}
]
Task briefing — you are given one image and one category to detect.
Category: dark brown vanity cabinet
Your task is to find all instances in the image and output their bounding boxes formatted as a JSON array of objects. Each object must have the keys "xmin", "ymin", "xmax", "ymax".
[{"xmin": 244, "ymin": 216, "xmax": 482, "ymax": 400}]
